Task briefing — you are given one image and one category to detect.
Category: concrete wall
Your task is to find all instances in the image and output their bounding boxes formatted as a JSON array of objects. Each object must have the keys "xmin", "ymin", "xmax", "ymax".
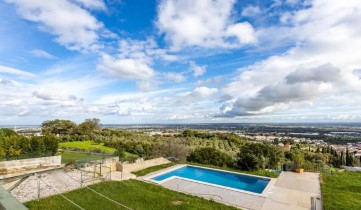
[
  {"xmin": 117, "ymin": 157, "xmax": 170, "ymax": 172},
  {"xmin": 0, "ymin": 156, "xmax": 61, "ymax": 174}
]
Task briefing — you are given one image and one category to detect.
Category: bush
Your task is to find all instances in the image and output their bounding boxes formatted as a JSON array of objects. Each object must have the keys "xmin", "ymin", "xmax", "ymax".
[
  {"xmin": 237, "ymin": 142, "xmax": 284, "ymax": 170},
  {"xmin": 187, "ymin": 147, "xmax": 234, "ymax": 167},
  {"xmin": 0, "ymin": 134, "xmax": 59, "ymax": 160}
]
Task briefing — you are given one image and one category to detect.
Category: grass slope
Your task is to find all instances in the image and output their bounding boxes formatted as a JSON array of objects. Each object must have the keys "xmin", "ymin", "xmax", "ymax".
[
  {"xmin": 25, "ymin": 180, "xmax": 237, "ymax": 210},
  {"xmin": 132, "ymin": 163, "xmax": 177, "ymax": 176},
  {"xmin": 59, "ymin": 141, "xmax": 116, "ymax": 154},
  {"xmin": 321, "ymin": 171, "xmax": 361, "ymax": 210}
]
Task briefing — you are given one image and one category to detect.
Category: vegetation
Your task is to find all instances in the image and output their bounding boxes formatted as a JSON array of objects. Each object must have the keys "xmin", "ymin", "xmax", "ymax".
[
  {"xmin": 321, "ymin": 171, "xmax": 361, "ymax": 210},
  {"xmin": 42, "ymin": 118, "xmax": 103, "ymax": 142},
  {"xmin": 3, "ymin": 117, "xmax": 345, "ymax": 175},
  {"xmin": 59, "ymin": 141, "xmax": 116, "ymax": 154},
  {"xmin": 237, "ymin": 143, "xmax": 284, "ymax": 170},
  {"xmin": 42, "ymin": 119, "xmax": 77, "ymax": 135},
  {"xmin": 0, "ymin": 128, "xmax": 58, "ymax": 161},
  {"xmin": 187, "ymin": 147, "xmax": 234, "ymax": 167},
  {"xmin": 292, "ymin": 151, "xmax": 304, "ymax": 169},
  {"xmin": 25, "ymin": 180, "xmax": 237, "ymax": 210},
  {"xmin": 132, "ymin": 163, "xmax": 177, "ymax": 176}
]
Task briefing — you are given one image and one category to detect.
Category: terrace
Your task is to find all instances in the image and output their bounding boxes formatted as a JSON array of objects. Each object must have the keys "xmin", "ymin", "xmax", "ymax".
[{"xmin": 141, "ymin": 164, "xmax": 322, "ymax": 210}]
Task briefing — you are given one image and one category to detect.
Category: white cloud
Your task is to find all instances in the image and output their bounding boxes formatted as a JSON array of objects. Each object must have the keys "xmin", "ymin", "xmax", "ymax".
[
  {"xmin": 220, "ymin": 0, "xmax": 361, "ymax": 117},
  {"xmin": 73, "ymin": 0, "xmax": 106, "ymax": 10},
  {"xmin": 225, "ymin": 22, "xmax": 257, "ymax": 44},
  {"xmin": 6, "ymin": 0, "xmax": 104, "ymax": 51},
  {"xmin": 30, "ymin": 49, "xmax": 57, "ymax": 59},
  {"xmin": 241, "ymin": 5, "xmax": 262, "ymax": 17},
  {"xmin": 118, "ymin": 38, "xmax": 177, "ymax": 62},
  {"xmin": 195, "ymin": 76, "xmax": 222, "ymax": 87},
  {"xmin": 136, "ymin": 80, "xmax": 158, "ymax": 91},
  {"xmin": 189, "ymin": 61, "xmax": 206, "ymax": 77},
  {"xmin": 163, "ymin": 72, "xmax": 186, "ymax": 82},
  {"xmin": 98, "ymin": 54, "xmax": 155, "ymax": 81},
  {"xmin": 178, "ymin": 86, "xmax": 218, "ymax": 99},
  {"xmin": 0, "ymin": 71, "xmax": 109, "ymax": 120},
  {"xmin": 0, "ymin": 65, "xmax": 36, "ymax": 77},
  {"xmin": 98, "ymin": 38, "xmax": 178, "ymax": 82},
  {"xmin": 156, "ymin": 0, "xmax": 257, "ymax": 50}
]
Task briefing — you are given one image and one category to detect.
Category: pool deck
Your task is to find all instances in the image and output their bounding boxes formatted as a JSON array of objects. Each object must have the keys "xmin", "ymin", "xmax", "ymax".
[
  {"xmin": 141, "ymin": 165, "xmax": 322, "ymax": 210},
  {"xmin": 261, "ymin": 171, "xmax": 322, "ymax": 210}
]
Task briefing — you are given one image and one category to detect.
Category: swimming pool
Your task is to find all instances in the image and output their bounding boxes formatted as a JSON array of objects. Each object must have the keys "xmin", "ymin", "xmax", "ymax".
[{"xmin": 151, "ymin": 165, "xmax": 270, "ymax": 194}]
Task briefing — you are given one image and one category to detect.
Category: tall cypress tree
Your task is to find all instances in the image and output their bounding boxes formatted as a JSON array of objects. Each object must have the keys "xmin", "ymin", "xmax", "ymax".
[
  {"xmin": 340, "ymin": 150, "xmax": 345, "ymax": 165},
  {"xmin": 346, "ymin": 148, "xmax": 350, "ymax": 166}
]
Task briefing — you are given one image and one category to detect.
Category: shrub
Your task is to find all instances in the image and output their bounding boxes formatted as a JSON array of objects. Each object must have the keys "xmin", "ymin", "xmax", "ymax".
[
  {"xmin": 187, "ymin": 147, "xmax": 234, "ymax": 167},
  {"xmin": 292, "ymin": 151, "xmax": 304, "ymax": 169},
  {"xmin": 237, "ymin": 142, "xmax": 284, "ymax": 170}
]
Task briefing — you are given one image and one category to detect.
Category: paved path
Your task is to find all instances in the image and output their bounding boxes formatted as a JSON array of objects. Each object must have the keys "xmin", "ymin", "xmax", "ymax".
[{"xmin": 262, "ymin": 172, "xmax": 322, "ymax": 210}]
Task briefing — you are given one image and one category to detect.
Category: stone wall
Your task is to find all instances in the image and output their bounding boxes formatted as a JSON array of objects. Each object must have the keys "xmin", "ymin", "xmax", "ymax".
[
  {"xmin": 117, "ymin": 157, "xmax": 170, "ymax": 172},
  {"xmin": 0, "ymin": 156, "xmax": 61, "ymax": 174}
]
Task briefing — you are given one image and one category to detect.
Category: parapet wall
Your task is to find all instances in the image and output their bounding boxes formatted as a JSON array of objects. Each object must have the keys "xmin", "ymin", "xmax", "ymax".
[
  {"xmin": 0, "ymin": 156, "xmax": 61, "ymax": 174},
  {"xmin": 117, "ymin": 157, "xmax": 170, "ymax": 172}
]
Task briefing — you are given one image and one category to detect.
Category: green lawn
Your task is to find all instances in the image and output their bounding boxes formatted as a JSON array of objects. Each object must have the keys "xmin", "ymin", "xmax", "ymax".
[
  {"xmin": 321, "ymin": 171, "xmax": 361, "ymax": 210},
  {"xmin": 132, "ymin": 163, "xmax": 177, "ymax": 176},
  {"xmin": 59, "ymin": 141, "xmax": 116, "ymax": 154},
  {"xmin": 58, "ymin": 151, "xmax": 109, "ymax": 164},
  {"xmin": 25, "ymin": 180, "xmax": 237, "ymax": 210}
]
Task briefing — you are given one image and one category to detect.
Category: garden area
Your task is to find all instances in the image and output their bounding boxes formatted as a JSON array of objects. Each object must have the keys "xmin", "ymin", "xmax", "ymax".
[
  {"xmin": 59, "ymin": 141, "xmax": 116, "ymax": 154},
  {"xmin": 25, "ymin": 180, "xmax": 237, "ymax": 210}
]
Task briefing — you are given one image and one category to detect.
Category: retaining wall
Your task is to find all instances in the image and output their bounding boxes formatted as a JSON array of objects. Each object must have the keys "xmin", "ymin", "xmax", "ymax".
[
  {"xmin": 0, "ymin": 156, "xmax": 61, "ymax": 174},
  {"xmin": 117, "ymin": 157, "xmax": 170, "ymax": 172}
]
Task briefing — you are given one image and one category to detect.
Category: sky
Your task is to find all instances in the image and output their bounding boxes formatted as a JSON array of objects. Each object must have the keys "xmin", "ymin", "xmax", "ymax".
[{"xmin": 1, "ymin": 0, "xmax": 361, "ymax": 125}]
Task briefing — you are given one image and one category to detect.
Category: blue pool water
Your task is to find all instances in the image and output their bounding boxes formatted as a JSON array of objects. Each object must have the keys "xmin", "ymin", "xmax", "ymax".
[{"xmin": 152, "ymin": 166, "xmax": 270, "ymax": 194}]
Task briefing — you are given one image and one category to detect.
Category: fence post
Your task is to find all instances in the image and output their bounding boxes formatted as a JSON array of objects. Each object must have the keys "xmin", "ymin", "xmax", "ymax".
[
  {"xmin": 80, "ymin": 170, "xmax": 83, "ymax": 188},
  {"xmin": 37, "ymin": 173, "xmax": 40, "ymax": 201}
]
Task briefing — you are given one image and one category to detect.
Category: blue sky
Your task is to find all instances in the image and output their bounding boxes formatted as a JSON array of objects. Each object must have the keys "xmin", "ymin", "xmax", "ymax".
[{"xmin": 1, "ymin": 0, "xmax": 361, "ymax": 125}]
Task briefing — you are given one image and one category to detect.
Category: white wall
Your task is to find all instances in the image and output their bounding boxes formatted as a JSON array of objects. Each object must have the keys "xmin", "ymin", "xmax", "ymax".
[{"xmin": 0, "ymin": 156, "xmax": 61, "ymax": 174}]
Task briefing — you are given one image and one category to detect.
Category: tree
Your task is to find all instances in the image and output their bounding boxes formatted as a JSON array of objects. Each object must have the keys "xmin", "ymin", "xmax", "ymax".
[
  {"xmin": 41, "ymin": 119, "xmax": 77, "ymax": 135},
  {"xmin": 340, "ymin": 150, "xmax": 346, "ymax": 165},
  {"xmin": 346, "ymin": 148, "xmax": 350, "ymax": 166},
  {"xmin": 77, "ymin": 118, "xmax": 101, "ymax": 136},
  {"xmin": 187, "ymin": 147, "xmax": 234, "ymax": 167},
  {"xmin": 237, "ymin": 143, "xmax": 284, "ymax": 170},
  {"xmin": 43, "ymin": 135, "xmax": 59, "ymax": 155},
  {"xmin": 151, "ymin": 142, "xmax": 191, "ymax": 162},
  {"xmin": 0, "ymin": 128, "xmax": 17, "ymax": 137}
]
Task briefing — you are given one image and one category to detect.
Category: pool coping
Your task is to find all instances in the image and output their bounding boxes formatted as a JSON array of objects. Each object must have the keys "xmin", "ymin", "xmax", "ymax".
[{"xmin": 143, "ymin": 164, "xmax": 276, "ymax": 198}]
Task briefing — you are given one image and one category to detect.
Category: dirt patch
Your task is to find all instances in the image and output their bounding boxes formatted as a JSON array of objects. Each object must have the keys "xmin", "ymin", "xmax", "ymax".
[{"xmin": 171, "ymin": 200, "xmax": 183, "ymax": 205}]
